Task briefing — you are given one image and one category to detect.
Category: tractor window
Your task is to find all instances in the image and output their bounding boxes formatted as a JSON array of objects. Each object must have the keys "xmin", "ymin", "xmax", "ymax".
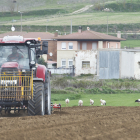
[
  {"xmin": 31, "ymin": 48, "xmax": 35, "ymax": 61},
  {"xmin": 0, "ymin": 45, "xmax": 29, "ymax": 69}
]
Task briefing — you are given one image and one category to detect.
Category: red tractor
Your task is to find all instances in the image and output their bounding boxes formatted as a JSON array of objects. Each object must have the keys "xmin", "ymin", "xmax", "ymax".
[{"xmin": 0, "ymin": 35, "xmax": 51, "ymax": 116}]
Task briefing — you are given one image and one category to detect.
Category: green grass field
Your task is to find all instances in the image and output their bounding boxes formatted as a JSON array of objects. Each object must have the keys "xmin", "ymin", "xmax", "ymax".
[
  {"xmin": 121, "ymin": 40, "xmax": 140, "ymax": 48},
  {"xmin": 51, "ymin": 93, "xmax": 140, "ymax": 107},
  {"xmin": 4, "ymin": 12, "xmax": 140, "ymax": 26}
]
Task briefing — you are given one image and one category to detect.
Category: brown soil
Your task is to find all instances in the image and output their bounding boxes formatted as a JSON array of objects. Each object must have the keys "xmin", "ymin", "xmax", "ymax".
[{"xmin": 0, "ymin": 106, "xmax": 140, "ymax": 140}]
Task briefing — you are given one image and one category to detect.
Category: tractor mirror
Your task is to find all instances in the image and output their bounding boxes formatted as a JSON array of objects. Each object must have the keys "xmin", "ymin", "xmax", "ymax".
[{"xmin": 42, "ymin": 41, "xmax": 48, "ymax": 54}]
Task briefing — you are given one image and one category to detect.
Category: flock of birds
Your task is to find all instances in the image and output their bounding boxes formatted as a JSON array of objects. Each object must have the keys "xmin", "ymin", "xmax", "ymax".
[
  {"xmin": 65, "ymin": 98, "xmax": 140, "ymax": 106},
  {"xmin": 65, "ymin": 98, "xmax": 106, "ymax": 106}
]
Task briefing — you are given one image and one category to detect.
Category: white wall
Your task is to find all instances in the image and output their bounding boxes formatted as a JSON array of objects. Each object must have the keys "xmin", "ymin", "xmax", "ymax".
[
  {"xmin": 42, "ymin": 54, "xmax": 47, "ymax": 61},
  {"xmin": 48, "ymin": 68, "xmax": 73, "ymax": 74},
  {"xmin": 134, "ymin": 52, "xmax": 140, "ymax": 79},
  {"xmin": 57, "ymin": 50, "xmax": 75, "ymax": 68},
  {"xmin": 75, "ymin": 50, "xmax": 97, "ymax": 76},
  {"xmin": 120, "ymin": 51, "xmax": 134, "ymax": 79}
]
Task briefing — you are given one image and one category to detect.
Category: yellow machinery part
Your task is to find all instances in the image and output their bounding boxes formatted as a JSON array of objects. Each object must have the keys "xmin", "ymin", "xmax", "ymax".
[{"xmin": 0, "ymin": 71, "xmax": 33, "ymax": 101}]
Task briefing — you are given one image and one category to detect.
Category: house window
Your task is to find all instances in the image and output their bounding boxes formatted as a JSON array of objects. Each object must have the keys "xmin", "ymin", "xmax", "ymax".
[
  {"xmin": 61, "ymin": 59, "xmax": 66, "ymax": 68},
  {"xmin": 92, "ymin": 43, "xmax": 97, "ymax": 50},
  {"xmin": 78, "ymin": 43, "xmax": 80, "ymax": 50},
  {"xmin": 61, "ymin": 42, "xmax": 66, "ymax": 50},
  {"xmin": 68, "ymin": 59, "xmax": 73, "ymax": 67},
  {"xmin": 69, "ymin": 42, "xmax": 73, "ymax": 50},
  {"xmin": 82, "ymin": 43, "xmax": 87, "ymax": 50},
  {"xmin": 82, "ymin": 61, "xmax": 90, "ymax": 68}
]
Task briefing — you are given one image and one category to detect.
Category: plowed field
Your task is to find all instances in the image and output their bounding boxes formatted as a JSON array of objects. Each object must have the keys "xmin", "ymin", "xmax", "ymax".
[{"xmin": 0, "ymin": 106, "xmax": 140, "ymax": 140}]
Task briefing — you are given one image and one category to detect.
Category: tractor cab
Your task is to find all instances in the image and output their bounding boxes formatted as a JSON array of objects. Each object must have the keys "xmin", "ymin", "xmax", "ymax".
[
  {"xmin": 0, "ymin": 44, "xmax": 30, "ymax": 69},
  {"xmin": 0, "ymin": 35, "xmax": 48, "ymax": 70}
]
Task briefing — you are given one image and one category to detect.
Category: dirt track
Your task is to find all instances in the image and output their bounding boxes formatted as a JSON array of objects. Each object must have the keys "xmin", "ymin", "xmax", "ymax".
[{"xmin": 0, "ymin": 106, "xmax": 140, "ymax": 140}]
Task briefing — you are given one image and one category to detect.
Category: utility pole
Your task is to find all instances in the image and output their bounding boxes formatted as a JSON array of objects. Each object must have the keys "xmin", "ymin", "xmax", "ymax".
[
  {"xmin": 21, "ymin": 12, "xmax": 22, "ymax": 32},
  {"xmin": 18, "ymin": 11, "xmax": 23, "ymax": 33},
  {"xmin": 46, "ymin": 19, "xmax": 49, "ymax": 32},
  {"xmin": 46, "ymin": 21, "xmax": 47, "ymax": 32},
  {"xmin": 105, "ymin": 8, "xmax": 109, "ymax": 35},
  {"xmin": 107, "ymin": 13, "xmax": 108, "ymax": 35}
]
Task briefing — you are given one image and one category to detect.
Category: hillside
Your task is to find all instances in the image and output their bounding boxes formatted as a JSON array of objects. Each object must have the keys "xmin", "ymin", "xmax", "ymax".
[{"xmin": 0, "ymin": 0, "xmax": 140, "ymax": 39}]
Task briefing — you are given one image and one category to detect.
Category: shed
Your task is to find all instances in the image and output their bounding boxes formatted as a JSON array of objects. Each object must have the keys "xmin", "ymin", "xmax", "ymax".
[{"xmin": 98, "ymin": 49, "xmax": 140, "ymax": 79}]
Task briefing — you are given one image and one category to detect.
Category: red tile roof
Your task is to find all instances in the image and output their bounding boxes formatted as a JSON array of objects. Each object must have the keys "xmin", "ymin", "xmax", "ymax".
[
  {"xmin": 54, "ymin": 30, "xmax": 126, "ymax": 41},
  {"xmin": 23, "ymin": 32, "xmax": 54, "ymax": 39}
]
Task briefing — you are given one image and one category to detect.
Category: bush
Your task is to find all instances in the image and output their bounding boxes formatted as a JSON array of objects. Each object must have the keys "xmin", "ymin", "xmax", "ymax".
[
  {"xmin": 104, "ymin": 2, "xmax": 140, "ymax": 12},
  {"xmin": 77, "ymin": 74, "xmax": 94, "ymax": 78},
  {"xmin": 51, "ymin": 89, "xmax": 69, "ymax": 94},
  {"xmin": 37, "ymin": 57, "xmax": 47, "ymax": 67},
  {"xmin": 65, "ymin": 87, "xmax": 80, "ymax": 93},
  {"xmin": 51, "ymin": 75, "xmax": 140, "ymax": 94},
  {"xmin": 51, "ymin": 77, "xmax": 69, "ymax": 89},
  {"xmin": 0, "ymin": 9, "xmax": 68, "ymax": 17}
]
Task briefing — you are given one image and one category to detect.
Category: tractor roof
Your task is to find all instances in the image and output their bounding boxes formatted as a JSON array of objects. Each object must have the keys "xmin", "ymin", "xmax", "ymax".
[{"xmin": 0, "ymin": 35, "xmax": 37, "ymax": 43}]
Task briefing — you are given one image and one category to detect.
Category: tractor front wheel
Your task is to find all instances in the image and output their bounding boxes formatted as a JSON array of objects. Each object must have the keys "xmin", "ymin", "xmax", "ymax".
[{"xmin": 28, "ymin": 82, "xmax": 45, "ymax": 116}]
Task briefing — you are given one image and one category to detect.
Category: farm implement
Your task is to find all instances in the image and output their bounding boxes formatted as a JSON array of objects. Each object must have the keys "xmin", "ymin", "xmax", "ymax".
[{"xmin": 51, "ymin": 103, "xmax": 61, "ymax": 112}]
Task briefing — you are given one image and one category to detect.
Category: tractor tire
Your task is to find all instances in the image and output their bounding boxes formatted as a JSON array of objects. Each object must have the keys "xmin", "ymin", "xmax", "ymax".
[
  {"xmin": 28, "ymin": 82, "xmax": 45, "ymax": 116},
  {"xmin": 44, "ymin": 70, "xmax": 51, "ymax": 115}
]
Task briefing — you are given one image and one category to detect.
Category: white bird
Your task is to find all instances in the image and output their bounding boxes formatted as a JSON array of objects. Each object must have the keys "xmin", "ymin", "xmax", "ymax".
[
  {"xmin": 78, "ymin": 100, "xmax": 83, "ymax": 106},
  {"xmin": 65, "ymin": 98, "xmax": 69, "ymax": 106},
  {"xmin": 100, "ymin": 99, "xmax": 106, "ymax": 105},
  {"xmin": 135, "ymin": 99, "xmax": 140, "ymax": 104},
  {"xmin": 90, "ymin": 99, "xmax": 94, "ymax": 105}
]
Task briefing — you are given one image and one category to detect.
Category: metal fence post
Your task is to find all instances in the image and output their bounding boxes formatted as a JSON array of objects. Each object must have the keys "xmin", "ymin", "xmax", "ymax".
[{"xmin": 72, "ymin": 65, "xmax": 75, "ymax": 77}]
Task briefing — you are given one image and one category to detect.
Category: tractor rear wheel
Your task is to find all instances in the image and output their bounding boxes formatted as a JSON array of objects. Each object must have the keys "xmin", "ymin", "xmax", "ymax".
[
  {"xmin": 44, "ymin": 70, "xmax": 51, "ymax": 115},
  {"xmin": 28, "ymin": 82, "xmax": 45, "ymax": 116}
]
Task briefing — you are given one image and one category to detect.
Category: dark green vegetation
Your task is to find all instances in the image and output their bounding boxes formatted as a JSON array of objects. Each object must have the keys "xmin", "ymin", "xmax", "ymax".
[
  {"xmin": 95, "ymin": 1, "xmax": 140, "ymax": 12},
  {"xmin": 0, "ymin": 9, "xmax": 68, "ymax": 17},
  {"xmin": 107, "ymin": 3, "xmax": 140, "ymax": 12},
  {"xmin": 1, "ymin": 24, "xmax": 140, "ymax": 41},
  {"xmin": 50, "ymin": 74, "xmax": 140, "ymax": 101}
]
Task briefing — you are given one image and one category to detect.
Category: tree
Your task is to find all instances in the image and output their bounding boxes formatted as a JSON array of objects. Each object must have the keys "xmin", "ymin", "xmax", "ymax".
[{"xmin": 37, "ymin": 57, "xmax": 47, "ymax": 67}]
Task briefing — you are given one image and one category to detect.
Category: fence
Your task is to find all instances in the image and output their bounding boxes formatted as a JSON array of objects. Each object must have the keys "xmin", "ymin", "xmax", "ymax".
[{"xmin": 48, "ymin": 66, "xmax": 75, "ymax": 76}]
